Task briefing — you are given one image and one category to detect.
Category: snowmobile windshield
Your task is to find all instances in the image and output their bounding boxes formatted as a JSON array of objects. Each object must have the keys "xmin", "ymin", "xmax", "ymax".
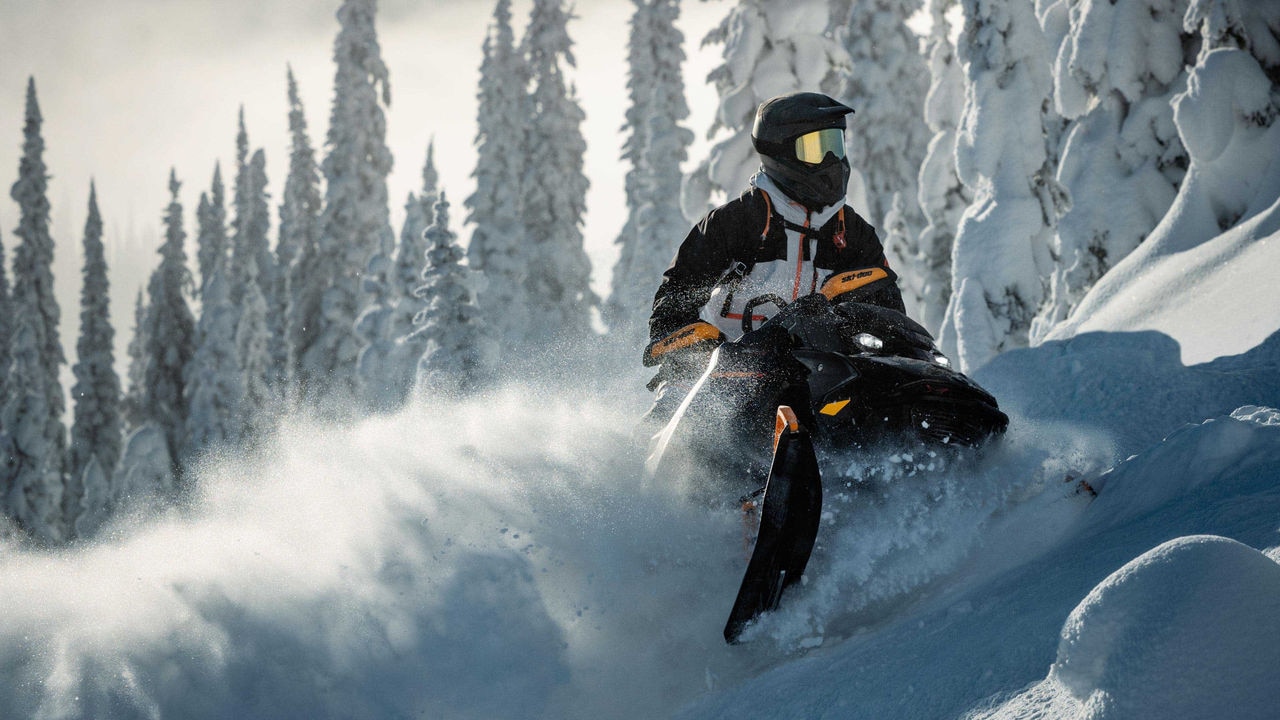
[{"xmin": 794, "ymin": 128, "xmax": 845, "ymax": 165}]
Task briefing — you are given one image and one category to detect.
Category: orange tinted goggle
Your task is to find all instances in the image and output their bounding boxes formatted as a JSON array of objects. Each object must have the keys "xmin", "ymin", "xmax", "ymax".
[{"xmin": 794, "ymin": 128, "xmax": 845, "ymax": 165}]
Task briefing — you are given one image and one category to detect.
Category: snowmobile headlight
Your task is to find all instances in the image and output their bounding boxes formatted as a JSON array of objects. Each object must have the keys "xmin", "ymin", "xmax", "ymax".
[
  {"xmin": 933, "ymin": 352, "xmax": 952, "ymax": 368},
  {"xmin": 854, "ymin": 333, "xmax": 884, "ymax": 351}
]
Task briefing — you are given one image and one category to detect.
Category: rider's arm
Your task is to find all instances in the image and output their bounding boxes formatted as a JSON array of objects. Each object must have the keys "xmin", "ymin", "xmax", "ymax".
[{"xmin": 646, "ymin": 202, "xmax": 743, "ymax": 360}]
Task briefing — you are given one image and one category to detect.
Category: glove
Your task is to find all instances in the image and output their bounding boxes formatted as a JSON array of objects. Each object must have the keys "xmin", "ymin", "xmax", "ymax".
[{"xmin": 642, "ymin": 321, "xmax": 726, "ymax": 367}]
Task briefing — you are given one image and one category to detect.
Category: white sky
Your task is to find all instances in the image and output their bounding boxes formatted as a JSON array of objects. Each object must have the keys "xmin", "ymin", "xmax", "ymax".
[{"xmin": 0, "ymin": 0, "xmax": 726, "ymax": 371}]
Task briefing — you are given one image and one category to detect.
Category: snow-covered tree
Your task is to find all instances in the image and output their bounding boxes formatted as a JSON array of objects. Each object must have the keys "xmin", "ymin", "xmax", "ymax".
[
  {"xmin": 605, "ymin": 0, "xmax": 657, "ymax": 336},
  {"xmin": 111, "ymin": 424, "xmax": 174, "ymax": 509},
  {"xmin": 355, "ymin": 253, "xmax": 400, "ymax": 409},
  {"xmin": 521, "ymin": 0, "xmax": 597, "ymax": 343},
  {"xmin": 1030, "ymin": 0, "xmax": 1195, "ymax": 341},
  {"xmin": 837, "ymin": 0, "xmax": 932, "ymax": 319},
  {"xmin": 606, "ymin": 0, "xmax": 694, "ymax": 346},
  {"xmin": 122, "ymin": 289, "xmax": 149, "ymax": 431},
  {"xmin": 68, "ymin": 183, "xmax": 122, "ymax": 532},
  {"xmin": 410, "ymin": 192, "xmax": 492, "ymax": 396},
  {"xmin": 229, "ymin": 118, "xmax": 281, "ymax": 400},
  {"xmin": 683, "ymin": 0, "xmax": 849, "ymax": 216},
  {"xmin": 73, "ymin": 454, "xmax": 110, "ymax": 539},
  {"xmin": 142, "ymin": 171, "xmax": 196, "ymax": 478},
  {"xmin": 466, "ymin": 0, "xmax": 532, "ymax": 345},
  {"xmin": 300, "ymin": 0, "xmax": 395, "ymax": 405},
  {"xmin": 1048, "ymin": 0, "xmax": 1280, "ymax": 338},
  {"xmin": 195, "ymin": 163, "xmax": 228, "ymax": 296},
  {"xmin": 395, "ymin": 142, "xmax": 439, "ymax": 313},
  {"xmin": 0, "ymin": 230, "xmax": 11, "ymax": 407},
  {"xmin": 355, "ymin": 147, "xmax": 436, "ymax": 409},
  {"xmin": 234, "ymin": 149, "xmax": 278, "ymax": 427},
  {"xmin": 280, "ymin": 66, "xmax": 325, "ymax": 398},
  {"xmin": 939, "ymin": 0, "xmax": 1069, "ymax": 372},
  {"xmin": 363, "ymin": 148, "xmax": 443, "ymax": 410},
  {"xmin": 1, "ymin": 319, "xmax": 64, "ymax": 544},
  {"xmin": 185, "ymin": 261, "xmax": 245, "ymax": 463},
  {"xmin": 1158, "ymin": 0, "xmax": 1280, "ymax": 244},
  {"xmin": 8, "ymin": 77, "xmax": 67, "ymax": 489},
  {"xmin": 395, "ymin": 193, "xmax": 426, "ymax": 318},
  {"xmin": 606, "ymin": 0, "xmax": 691, "ymax": 345},
  {"xmin": 915, "ymin": 0, "xmax": 970, "ymax": 335}
]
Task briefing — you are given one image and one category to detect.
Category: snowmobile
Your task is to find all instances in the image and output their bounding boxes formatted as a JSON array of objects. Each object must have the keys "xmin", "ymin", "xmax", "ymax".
[{"xmin": 645, "ymin": 280, "xmax": 1009, "ymax": 643}]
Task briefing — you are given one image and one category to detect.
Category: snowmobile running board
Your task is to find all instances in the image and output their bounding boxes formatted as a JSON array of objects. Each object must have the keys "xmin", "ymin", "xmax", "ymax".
[{"xmin": 724, "ymin": 406, "xmax": 823, "ymax": 644}]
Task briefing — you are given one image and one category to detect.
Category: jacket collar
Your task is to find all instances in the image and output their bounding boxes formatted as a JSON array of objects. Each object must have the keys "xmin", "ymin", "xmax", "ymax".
[{"xmin": 750, "ymin": 170, "xmax": 844, "ymax": 229}]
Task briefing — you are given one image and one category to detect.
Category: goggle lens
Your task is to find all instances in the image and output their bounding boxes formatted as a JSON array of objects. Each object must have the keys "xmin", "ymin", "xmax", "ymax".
[{"xmin": 794, "ymin": 129, "xmax": 845, "ymax": 164}]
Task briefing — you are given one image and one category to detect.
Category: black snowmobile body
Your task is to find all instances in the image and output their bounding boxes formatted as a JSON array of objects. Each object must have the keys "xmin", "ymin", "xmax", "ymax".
[
  {"xmin": 645, "ymin": 291, "xmax": 1008, "ymax": 642},
  {"xmin": 649, "ymin": 292, "xmax": 1008, "ymax": 495}
]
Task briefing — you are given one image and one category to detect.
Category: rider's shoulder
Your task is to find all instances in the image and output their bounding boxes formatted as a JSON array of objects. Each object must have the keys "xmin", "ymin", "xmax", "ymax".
[{"xmin": 695, "ymin": 188, "xmax": 761, "ymax": 234}]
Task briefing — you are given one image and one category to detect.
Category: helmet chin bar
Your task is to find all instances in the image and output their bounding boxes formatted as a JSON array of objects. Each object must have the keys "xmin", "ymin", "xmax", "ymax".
[{"xmin": 761, "ymin": 155, "xmax": 851, "ymax": 210}]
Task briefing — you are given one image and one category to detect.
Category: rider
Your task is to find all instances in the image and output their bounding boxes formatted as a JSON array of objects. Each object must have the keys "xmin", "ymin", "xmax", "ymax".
[{"xmin": 642, "ymin": 92, "xmax": 906, "ymax": 425}]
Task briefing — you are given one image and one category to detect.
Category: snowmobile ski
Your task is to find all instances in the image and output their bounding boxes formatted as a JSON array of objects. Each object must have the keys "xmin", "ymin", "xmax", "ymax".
[{"xmin": 724, "ymin": 407, "xmax": 823, "ymax": 644}]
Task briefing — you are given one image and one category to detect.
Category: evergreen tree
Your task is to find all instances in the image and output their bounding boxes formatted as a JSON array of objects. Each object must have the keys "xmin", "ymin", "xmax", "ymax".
[
  {"xmin": 837, "ymin": 0, "xmax": 932, "ymax": 319},
  {"xmin": 1163, "ymin": 0, "xmax": 1280, "ymax": 236},
  {"xmin": 195, "ymin": 163, "xmax": 228, "ymax": 296},
  {"xmin": 395, "ymin": 142, "xmax": 439, "ymax": 313},
  {"xmin": 9, "ymin": 77, "xmax": 67, "ymax": 491},
  {"xmin": 355, "ymin": 244, "xmax": 400, "ymax": 409},
  {"xmin": 122, "ymin": 289, "xmax": 149, "ymax": 431},
  {"xmin": 915, "ymin": 0, "xmax": 970, "ymax": 335},
  {"xmin": 605, "ymin": 0, "xmax": 657, "ymax": 335},
  {"xmin": 1030, "ymin": 0, "xmax": 1195, "ymax": 340},
  {"xmin": 466, "ymin": 0, "xmax": 532, "ymax": 345},
  {"xmin": 229, "ymin": 116, "xmax": 281, "ymax": 398},
  {"xmin": 230, "ymin": 107, "xmax": 252, "ymax": 290},
  {"xmin": 521, "ymin": 0, "xmax": 596, "ymax": 343},
  {"xmin": 1, "ymin": 319, "xmax": 64, "ymax": 543},
  {"xmin": 111, "ymin": 424, "xmax": 174, "ymax": 509},
  {"xmin": 938, "ymin": 0, "xmax": 1069, "ymax": 372},
  {"xmin": 236, "ymin": 150, "xmax": 277, "ymax": 428},
  {"xmin": 280, "ymin": 66, "xmax": 325, "ymax": 397},
  {"xmin": 0, "ymin": 230, "xmax": 11, "ymax": 408},
  {"xmin": 369, "ymin": 147, "xmax": 442, "ymax": 411},
  {"xmin": 184, "ymin": 261, "xmax": 245, "ymax": 464},
  {"xmin": 410, "ymin": 192, "xmax": 492, "ymax": 396},
  {"xmin": 74, "ymin": 454, "xmax": 110, "ymax": 539},
  {"xmin": 394, "ymin": 192, "xmax": 426, "ymax": 327},
  {"xmin": 142, "ymin": 171, "xmax": 197, "ymax": 479},
  {"xmin": 68, "ymin": 183, "xmax": 122, "ymax": 532},
  {"xmin": 235, "ymin": 272, "xmax": 272, "ymax": 426},
  {"xmin": 684, "ymin": 0, "xmax": 849, "ymax": 215},
  {"xmin": 608, "ymin": 0, "xmax": 694, "ymax": 346},
  {"xmin": 301, "ymin": 0, "xmax": 395, "ymax": 405}
]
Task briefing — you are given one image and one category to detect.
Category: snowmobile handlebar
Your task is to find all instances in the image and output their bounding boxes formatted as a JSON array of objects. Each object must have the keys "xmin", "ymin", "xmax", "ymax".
[
  {"xmin": 740, "ymin": 294, "xmax": 791, "ymax": 334},
  {"xmin": 734, "ymin": 291, "xmax": 940, "ymax": 365}
]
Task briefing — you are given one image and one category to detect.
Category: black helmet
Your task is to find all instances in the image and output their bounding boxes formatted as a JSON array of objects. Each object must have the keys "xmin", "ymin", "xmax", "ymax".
[{"xmin": 751, "ymin": 92, "xmax": 854, "ymax": 210}]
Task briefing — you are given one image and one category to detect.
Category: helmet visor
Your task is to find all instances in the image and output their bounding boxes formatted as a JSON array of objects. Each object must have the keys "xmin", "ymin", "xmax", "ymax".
[{"xmin": 794, "ymin": 128, "xmax": 845, "ymax": 165}]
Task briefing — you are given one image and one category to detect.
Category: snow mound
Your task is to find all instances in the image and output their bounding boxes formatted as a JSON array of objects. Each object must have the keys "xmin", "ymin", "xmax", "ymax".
[{"xmin": 981, "ymin": 535, "xmax": 1280, "ymax": 719}]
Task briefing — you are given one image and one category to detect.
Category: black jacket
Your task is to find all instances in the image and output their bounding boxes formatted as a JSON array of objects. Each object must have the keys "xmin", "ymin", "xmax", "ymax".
[{"xmin": 648, "ymin": 187, "xmax": 905, "ymax": 346}]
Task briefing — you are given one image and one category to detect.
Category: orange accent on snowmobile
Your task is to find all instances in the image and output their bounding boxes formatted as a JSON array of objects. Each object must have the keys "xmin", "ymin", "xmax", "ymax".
[
  {"xmin": 646, "ymin": 321, "xmax": 723, "ymax": 363},
  {"xmin": 820, "ymin": 267, "xmax": 890, "ymax": 301},
  {"xmin": 820, "ymin": 399, "xmax": 850, "ymax": 416},
  {"xmin": 773, "ymin": 405, "xmax": 801, "ymax": 452}
]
